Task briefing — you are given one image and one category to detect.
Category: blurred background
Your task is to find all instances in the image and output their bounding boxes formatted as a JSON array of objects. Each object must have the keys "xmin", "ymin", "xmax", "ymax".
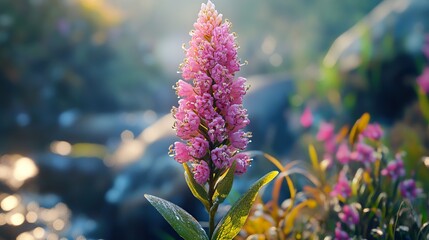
[{"xmin": 0, "ymin": 0, "xmax": 428, "ymax": 239}]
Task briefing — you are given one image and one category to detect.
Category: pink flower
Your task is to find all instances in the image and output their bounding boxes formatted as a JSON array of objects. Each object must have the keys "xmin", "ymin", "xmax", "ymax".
[
  {"xmin": 335, "ymin": 222, "xmax": 351, "ymax": 240},
  {"xmin": 230, "ymin": 77, "xmax": 247, "ymax": 105},
  {"xmin": 208, "ymin": 116, "xmax": 227, "ymax": 143},
  {"xmin": 339, "ymin": 204, "xmax": 359, "ymax": 227},
  {"xmin": 188, "ymin": 137, "xmax": 209, "ymax": 159},
  {"xmin": 211, "ymin": 145, "xmax": 231, "ymax": 169},
  {"xmin": 300, "ymin": 107, "xmax": 313, "ymax": 128},
  {"xmin": 193, "ymin": 161, "xmax": 210, "ymax": 185},
  {"xmin": 233, "ymin": 153, "xmax": 251, "ymax": 175},
  {"xmin": 175, "ymin": 80, "xmax": 195, "ymax": 98},
  {"xmin": 331, "ymin": 170, "xmax": 351, "ymax": 199},
  {"xmin": 362, "ymin": 123, "xmax": 383, "ymax": 141},
  {"xmin": 174, "ymin": 109, "xmax": 200, "ymax": 140},
  {"xmin": 350, "ymin": 142, "xmax": 375, "ymax": 166},
  {"xmin": 399, "ymin": 179, "xmax": 422, "ymax": 201},
  {"xmin": 195, "ymin": 93, "xmax": 216, "ymax": 120},
  {"xmin": 317, "ymin": 122, "xmax": 335, "ymax": 142},
  {"xmin": 417, "ymin": 67, "xmax": 429, "ymax": 94},
  {"xmin": 229, "ymin": 131, "xmax": 250, "ymax": 150},
  {"xmin": 172, "ymin": 142, "xmax": 192, "ymax": 163},
  {"xmin": 336, "ymin": 142, "xmax": 350, "ymax": 164},
  {"xmin": 225, "ymin": 104, "xmax": 250, "ymax": 132},
  {"xmin": 171, "ymin": 0, "xmax": 251, "ymax": 178},
  {"xmin": 212, "ymin": 82, "xmax": 231, "ymax": 112},
  {"xmin": 381, "ymin": 153, "xmax": 405, "ymax": 181}
]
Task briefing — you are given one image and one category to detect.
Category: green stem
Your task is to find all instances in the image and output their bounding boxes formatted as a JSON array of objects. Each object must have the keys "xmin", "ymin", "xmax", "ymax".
[{"xmin": 208, "ymin": 169, "xmax": 216, "ymax": 239}]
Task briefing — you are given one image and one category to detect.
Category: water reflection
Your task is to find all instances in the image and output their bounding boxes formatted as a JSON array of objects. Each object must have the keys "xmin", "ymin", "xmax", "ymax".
[
  {"xmin": 0, "ymin": 154, "xmax": 92, "ymax": 239},
  {"xmin": 0, "ymin": 155, "xmax": 38, "ymax": 189}
]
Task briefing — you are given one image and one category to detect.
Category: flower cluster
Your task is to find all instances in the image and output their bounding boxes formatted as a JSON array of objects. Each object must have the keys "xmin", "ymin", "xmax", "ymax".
[
  {"xmin": 323, "ymin": 120, "xmax": 424, "ymax": 239},
  {"xmin": 237, "ymin": 114, "xmax": 428, "ymax": 240},
  {"xmin": 170, "ymin": 1, "xmax": 251, "ymax": 185}
]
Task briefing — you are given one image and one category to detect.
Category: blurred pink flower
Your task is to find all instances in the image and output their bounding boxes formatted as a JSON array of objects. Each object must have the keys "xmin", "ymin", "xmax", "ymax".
[
  {"xmin": 381, "ymin": 154, "xmax": 405, "ymax": 181},
  {"xmin": 300, "ymin": 107, "xmax": 313, "ymax": 128},
  {"xmin": 399, "ymin": 179, "xmax": 422, "ymax": 201},
  {"xmin": 331, "ymin": 170, "xmax": 351, "ymax": 199},
  {"xmin": 417, "ymin": 67, "xmax": 429, "ymax": 94},
  {"xmin": 350, "ymin": 142, "xmax": 376, "ymax": 166},
  {"xmin": 317, "ymin": 122, "xmax": 335, "ymax": 142},
  {"xmin": 362, "ymin": 123, "xmax": 383, "ymax": 141},
  {"xmin": 335, "ymin": 222, "xmax": 351, "ymax": 240},
  {"xmin": 336, "ymin": 142, "xmax": 351, "ymax": 164},
  {"xmin": 339, "ymin": 204, "xmax": 359, "ymax": 227}
]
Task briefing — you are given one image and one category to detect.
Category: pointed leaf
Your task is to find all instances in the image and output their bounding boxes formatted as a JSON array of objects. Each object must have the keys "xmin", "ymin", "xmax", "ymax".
[
  {"xmin": 212, "ymin": 171, "xmax": 279, "ymax": 240},
  {"xmin": 349, "ymin": 113, "xmax": 370, "ymax": 146},
  {"xmin": 183, "ymin": 163, "xmax": 210, "ymax": 209},
  {"xmin": 213, "ymin": 161, "xmax": 236, "ymax": 204},
  {"xmin": 144, "ymin": 194, "xmax": 209, "ymax": 240},
  {"xmin": 308, "ymin": 144, "xmax": 320, "ymax": 172}
]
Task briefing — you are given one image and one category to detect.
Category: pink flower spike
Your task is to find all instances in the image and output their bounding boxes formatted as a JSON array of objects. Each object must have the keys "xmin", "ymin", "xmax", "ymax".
[
  {"xmin": 317, "ymin": 122, "xmax": 334, "ymax": 142},
  {"xmin": 193, "ymin": 161, "xmax": 210, "ymax": 185},
  {"xmin": 417, "ymin": 67, "xmax": 429, "ymax": 94},
  {"xmin": 300, "ymin": 106, "xmax": 313, "ymax": 128},
  {"xmin": 171, "ymin": 0, "xmax": 250, "ymax": 176}
]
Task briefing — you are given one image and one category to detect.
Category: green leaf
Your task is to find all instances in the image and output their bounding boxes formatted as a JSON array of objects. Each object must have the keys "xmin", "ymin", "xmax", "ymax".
[
  {"xmin": 144, "ymin": 194, "xmax": 209, "ymax": 240},
  {"xmin": 183, "ymin": 163, "xmax": 210, "ymax": 209},
  {"xmin": 212, "ymin": 171, "xmax": 279, "ymax": 240},
  {"xmin": 213, "ymin": 161, "xmax": 236, "ymax": 204}
]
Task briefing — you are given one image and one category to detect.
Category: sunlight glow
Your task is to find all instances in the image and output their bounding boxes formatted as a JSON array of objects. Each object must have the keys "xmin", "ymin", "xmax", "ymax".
[
  {"xmin": 33, "ymin": 227, "xmax": 45, "ymax": 239},
  {"xmin": 53, "ymin": 219, "xmax": 65, "ymax": 231},
  {"xmin": 9, "ymin": 212, "xmax": 25, "ymax": 226},
  {"xmin": 14, "ymin": 157, "xmax": 38, "ymax": 181},
  {"xmin": 50, "ymin": 141, "xmax": 72, "ymax": 156},
  {"xmin": 16, "ymin": 232, "xmax": 35, "ymax": 240},
  {"xmin": 26, "ymin": 211, "xmax": 38, "ymax": 223},
  {"xmin": 1, "ymin": 195, "xmax": 19, "ymax": 211}
]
